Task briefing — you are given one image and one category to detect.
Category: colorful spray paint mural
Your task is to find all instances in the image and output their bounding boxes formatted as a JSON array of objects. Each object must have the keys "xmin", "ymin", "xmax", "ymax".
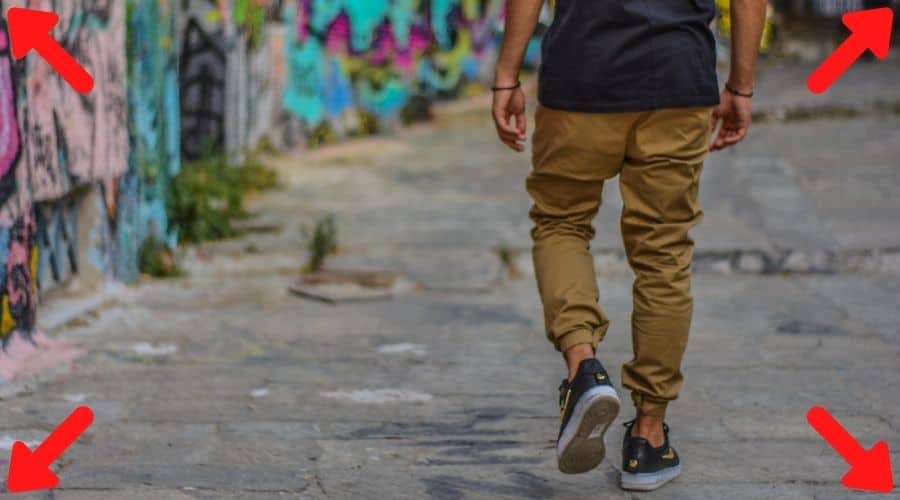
[
  {"xmin": 121, "ymin": 0, "xmax": 181, "ymax": 282},
  {"xmin": 282, "ymin": 0, "xmax": 540, "ymax": 144},
  {"xmin": 0, "ymin": 0, "xmax": 129, "ymax": 346},
  {"xmin": 178, "ymin": 0, "xmax": 286, "ymax": 158},
  {"xmin": 0, "ymin": 0, "xmax": 525, "ymax": 351},
  {"xmin": 0, "ymin": 19, "xmax": 19, "ymax": 206},
  {"xmin": 0, "ymin": 18, "xmax": 38, "ymax": 347},
  {"xmin": 20, "ymin": 0, "xmax": 128, "ymax": 201},
  {"xmin": 174, "ymin": 0, "xmax": 539, "ymax": 151},
  {"xmin": 178, "ymin": 1, "xmax": 229, "ymax": 159}
]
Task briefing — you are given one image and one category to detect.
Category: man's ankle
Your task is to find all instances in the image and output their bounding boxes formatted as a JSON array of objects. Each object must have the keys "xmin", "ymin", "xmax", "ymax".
[
  {"xmin": 564, "ymin": 344, "xmax": 595, "ymax": 381},
  {"xmin": 630, "ymin": 414, "xmax": 666, "ymax": 448}
]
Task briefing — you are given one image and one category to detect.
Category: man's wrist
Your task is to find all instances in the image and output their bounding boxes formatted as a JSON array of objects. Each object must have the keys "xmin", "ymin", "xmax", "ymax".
[
  {"xmin": 726, "ymin": 77, "xmax": 754, "ymax": 95},
  {"xmin": 724, "ymin": 82, "xmax": 754, "ymax": 98},
  {"xmin": 494, "ymin": 68, "xmax": 521, "ymax": 87}
]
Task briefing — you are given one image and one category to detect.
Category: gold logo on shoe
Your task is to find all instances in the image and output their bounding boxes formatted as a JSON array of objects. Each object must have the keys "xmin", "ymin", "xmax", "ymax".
[
  {"xmin": 559, "ymin": 388, "xmax": 572, "ymax": 420},
  {"xmin": 595, "ymin": 373, "xmax": 606, "ymax": 382},
  {"xmin": 628, "ymin": 459, "xmax": 639, "ymax": 469},
  {"xmin": 662, "ymin": 448, "xmax": 676, "ymax": 460}
]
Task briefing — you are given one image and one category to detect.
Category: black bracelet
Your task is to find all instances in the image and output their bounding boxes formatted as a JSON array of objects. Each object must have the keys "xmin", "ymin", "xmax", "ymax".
[
  {"xmin": 725, "ymin": 82, "xmax": 754, "ymax": 98},
  {"xmin": 491, "ymin": 81, "xmax": 521, "ymax": 92}
]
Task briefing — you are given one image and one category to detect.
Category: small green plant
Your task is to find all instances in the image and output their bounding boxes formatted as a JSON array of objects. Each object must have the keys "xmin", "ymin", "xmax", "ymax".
[
  {"xmin": 308, "ymin": 122, "xmax": 338, "ymax": 148},
  {"xmin": 138, "ymin": 235, "xmax": 180, "ymax": 278},
  {"xmin": 254, "ymin": 136, "xmax": 278, "ymax": 155},
  {"xmin": 496, "ymin": 244, "xmax": 522, "ymax": 279},
  {"xmin": 303, "ymin": 215, "xmax": 338, "ymax": 273},
  {"xmin": 167, "ymin": 150, "xmax": 278, "ymax": 243}
]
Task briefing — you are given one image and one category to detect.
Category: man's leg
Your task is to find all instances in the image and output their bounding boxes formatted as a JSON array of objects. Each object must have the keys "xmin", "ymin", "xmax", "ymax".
[
  {"xmin": 527, "ymin": 105, "xmax": 635, "ymax": 474},
  {"xmin": 527, "ymin": 106, "xmax": 633, "ymax": 368},
  {"xmin": 619, "ymin": 107, "xmax": 712, "ymax": 444}
]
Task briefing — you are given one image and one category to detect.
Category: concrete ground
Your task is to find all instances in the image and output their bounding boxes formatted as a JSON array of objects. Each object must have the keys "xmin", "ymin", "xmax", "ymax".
[{"xmin": 2, "ymin": 62, "xmax": 900, "ymax": 499}]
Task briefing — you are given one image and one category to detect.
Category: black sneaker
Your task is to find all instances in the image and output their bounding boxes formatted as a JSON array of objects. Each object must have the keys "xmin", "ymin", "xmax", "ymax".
[
  {"xmin": 556, "ymin": 358, "xmax": 621, "ymax": 474},
  {"xmin": 620, "ymin": 420, "xmax": 681, "ymax": 491}
]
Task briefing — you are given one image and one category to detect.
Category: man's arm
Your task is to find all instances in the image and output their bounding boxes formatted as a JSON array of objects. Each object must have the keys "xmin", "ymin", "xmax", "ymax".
[
  {"xmin": 495, "ymin": 1, "xmax": 544, "ymax": 87},
  {"xmin": 492, "ymin": 0, "xmax": 544, "ymax": 152},
  {"xmin": 711, "ymin": 0, "xmax": 768, "ymax": 151},
  {"xmin": 728, "ymin": 0, "xmax": 768, "ymax": 93}
]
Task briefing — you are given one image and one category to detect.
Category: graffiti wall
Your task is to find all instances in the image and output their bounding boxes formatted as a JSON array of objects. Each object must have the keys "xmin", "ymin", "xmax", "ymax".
[
  {"xmin": 177, "ymin": 0, "xmax": 287, "ymax": 158},
  {"xmin": 0, "ymin": 7, "xmax": 51, "ymax": 346},
  {"xmin": 0, "ymin": 0, "xmax": 129, "ymax": 346},
  {"xmin": 0, "ymin": 17, "xmax": 33, "ymax": 347},
  {"xmin": 0, "ymin": 19, "xmax": 19, "ymax": 209},
  {"xmin": 173, "ymin": 0, "xmax": 529, "ymax": 151},
  {"xmin": 0, "ymin": 0, "xmax": 523, "ymax": 349},
  {"xmin": 283, "ymin": 0, "xmax": 539, "ymax": 144},
  {"xmin": 178, "ymin": 0, "xmax": 229, "ymax": 159},
  {"xmin": 119, "ymin": 0, "xmax": 181, "ymax": 282},
  {"xmin": 18, "ymin": 0, "xmax": 128, "ymax": 201}
]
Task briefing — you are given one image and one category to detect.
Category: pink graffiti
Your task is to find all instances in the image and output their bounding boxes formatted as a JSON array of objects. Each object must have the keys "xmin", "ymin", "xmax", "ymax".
[
  {"xmin": 308, "ymin": 13, "xmax": 432, "ymax": 74},
  {"xmin": 22, "ymin": 0, "xmax": 128, "ymax": 201},
  {"xmin": 0, "ymin": 25, "xmax": 21, "ymax": 178},
  {"xmin": 370, "ymin": 23, "xmax": 432, "ymax": 71},
  {"xmin": 296, "ymin": 4, "xmax": 309, "ymax": 42},
  {"xmin": 24, "ymin": 53, "xmax": 64, "ymax": 200},
  {"xmin": 56, "ymin": 0, "xmax": 128, "ymax": 184}
]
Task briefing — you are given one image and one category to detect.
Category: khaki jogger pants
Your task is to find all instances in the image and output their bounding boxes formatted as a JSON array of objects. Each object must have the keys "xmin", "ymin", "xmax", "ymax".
[{"xmin": 527, "ymin": 105, "xmax": 713, "ymax": 417}]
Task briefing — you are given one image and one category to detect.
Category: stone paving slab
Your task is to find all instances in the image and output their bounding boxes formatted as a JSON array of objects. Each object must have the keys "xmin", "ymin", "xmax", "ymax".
[
  {"xmin": 59, "ymin": 464, "xmax": 310, "ymax": 492},
  {"xmin": 329, "ymin": 248, "xmax": 503, "ymax": 291},
  {"xmin": 744, "ymin": 117, "xmax": 900, "ymax": 251},
  {"xmin": 55, "ymin": 490, "xmax": 198, "ymax": 500}
]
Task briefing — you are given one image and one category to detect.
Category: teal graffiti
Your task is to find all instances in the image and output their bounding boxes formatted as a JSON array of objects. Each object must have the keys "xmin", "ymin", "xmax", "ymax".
[
  {"xmin": 283, "ymin": 35, "xmax": 327, "ymax": 125},
  {"xmin": 285, "ymin": 0, "xmax": 541, "ymax": 132},
  {"xmin": 356, "ymin": 77, "xmax": 408, "ymax": 118},
  {"xmin": 303, "ymin": 0, "xmax": 419, "ymax": 51},
  {"xmin": 430, "ymin": 0, "xmax": 459, "ymax": 50},
  {"xmin": 123, "ymin": 0, "xmax": 181, "ymax": 279}
]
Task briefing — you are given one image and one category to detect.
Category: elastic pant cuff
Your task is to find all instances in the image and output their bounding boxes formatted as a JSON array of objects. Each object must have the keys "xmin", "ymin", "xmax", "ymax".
[
  {"xmin": 631, "ymin": 392, "xmax": 669, "ymax": 417},
  {"xmin": 556, "ymin": 329, "xmax": 599, "ymax": 354}
]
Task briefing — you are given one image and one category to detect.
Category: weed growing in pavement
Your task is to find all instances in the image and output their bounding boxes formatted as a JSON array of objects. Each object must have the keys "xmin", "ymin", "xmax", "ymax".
[
  {"xmin": 303, "ymin": 214, "xmax": 339, "ymax": 273},
  {"xmin": 167, "ymin": 150, "xmax": 279, "ymax": 244}
]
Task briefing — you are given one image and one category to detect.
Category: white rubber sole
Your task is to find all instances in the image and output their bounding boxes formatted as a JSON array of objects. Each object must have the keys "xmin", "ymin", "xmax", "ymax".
[
  {"xmin": 620, "ymin": 464, "xmax": 682, "ymax": 491},
  {"xmin": 556, "ymin": 385, "xmax": 620, "ymax": 474}
]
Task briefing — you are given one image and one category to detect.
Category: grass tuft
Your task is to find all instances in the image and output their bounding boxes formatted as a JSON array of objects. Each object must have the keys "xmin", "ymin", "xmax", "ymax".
[
  {"xmin": 138, "ymin": 235, "xmax": 181, "ymax": 278},
  {"xmin": 303, "ymin": 215, "xmax": 338, "ymax": 273},
  {"xmin": 167, "ymin": 151, "xmax": 278, "ymax": 244}
]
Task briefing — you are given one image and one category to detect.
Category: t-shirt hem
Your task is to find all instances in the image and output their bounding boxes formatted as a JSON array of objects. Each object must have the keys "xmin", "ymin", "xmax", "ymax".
[{"xmin": 538, "ymin": 93, "xmax": 720, "ymax": 114}]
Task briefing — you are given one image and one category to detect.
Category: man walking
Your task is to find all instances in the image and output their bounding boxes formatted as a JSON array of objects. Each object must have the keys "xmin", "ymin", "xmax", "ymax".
[{"xmin": 491, "ymin": 0, "xmax": 767, "ymax": 491}]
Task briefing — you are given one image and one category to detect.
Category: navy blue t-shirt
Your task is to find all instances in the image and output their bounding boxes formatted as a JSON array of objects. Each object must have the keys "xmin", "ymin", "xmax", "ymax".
[{"xmin": 539, "ymin": 0, "xmax": 720, "ymax": 113}]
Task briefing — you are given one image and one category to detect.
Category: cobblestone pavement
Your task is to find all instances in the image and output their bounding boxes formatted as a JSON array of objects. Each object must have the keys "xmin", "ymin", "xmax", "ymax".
[{"xmin": 3, "ymin": 68, "xmax": 900, "ymax": 499}]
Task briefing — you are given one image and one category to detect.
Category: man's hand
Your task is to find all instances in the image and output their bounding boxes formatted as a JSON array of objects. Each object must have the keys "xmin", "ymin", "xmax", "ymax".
[
  {"xmin": 715, "ymin": 0, "xmax": 767, "ymax": 151},
  {"xmin": 491, "ymin": 0, "xmax": 542, "ymax": 152},
  {"xmin": 710, "ymin": 90, "xmax": 752, "ymax": 151},
  {"xmin": 492, "ymin": 86, "xmax": 527, "ymax": 152}
]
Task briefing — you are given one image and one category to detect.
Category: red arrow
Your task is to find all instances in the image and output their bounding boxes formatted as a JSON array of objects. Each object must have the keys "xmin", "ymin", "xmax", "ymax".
[
  {"xmin": 6, "ymin": 406, "xmax": 94, "ymax": 493},
  {"xmin": 5, "ymin": 7, "xmax": 94, "ymax": 94},
  {"xmin": 807, "ymin": 406, "xmax": 894, "ymax": 493},
  {"xmin": 807, "ymin": 7, "xmax": 893, "ymax": 94}
]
